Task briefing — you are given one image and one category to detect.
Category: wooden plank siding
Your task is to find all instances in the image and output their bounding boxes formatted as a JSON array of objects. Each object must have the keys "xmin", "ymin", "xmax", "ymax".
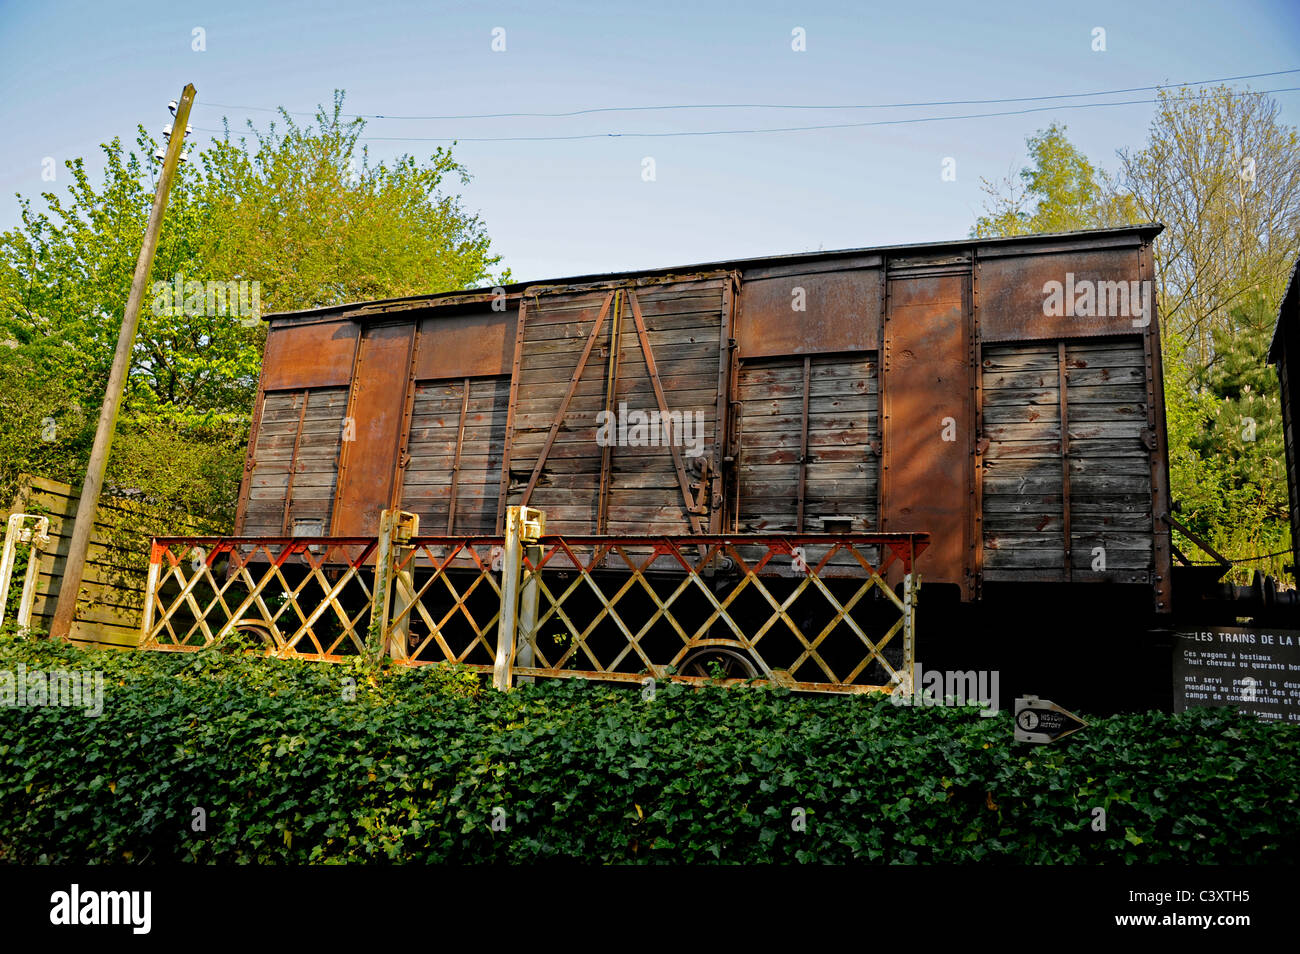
[
  {"xmin": 734, "ymin": 353, "xmax": 879, "ymax": 532},
  {"xmin": 400, "ymin": 376, "xmax": 510, "ymax": 533},
  {"xmin": 241, "ymin": 387, "xmax": 348, "ymax": 536},
  {"xmin": 501, "ymin": 280, "xmax": 730, "ymax": 535},
  {"xmin": 732, "ymin": 352, "xmax": 881, "ymax": 573},
  {"xmin": 981, "ymin": 338, "xmax": 1154, "ymax": 582}
]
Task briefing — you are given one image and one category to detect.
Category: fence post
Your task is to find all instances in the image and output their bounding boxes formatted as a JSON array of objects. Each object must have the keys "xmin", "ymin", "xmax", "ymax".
[
  {"xmin": 0, "ymin": 516, "xmax": 20, "ymax": 629},
  {"xmin": 387, "ymin": 553, "xmax": 413, "ymax": 665},
  {"xmin": 493, "ymin": 508, "xmax": 522, "ymax": 690},
  {"xmin": 900, "ymin": 569, "xmax": 918, "ymax": 698},
  {"xmin": 494, "ymin": 506, "xmax": 545, "ymax": 690},
  {"xmin": 369, "ymin": 510, "xmax": 417, "ymax": 662},
  {"xmin": 16, "ymin": 521, "xmax": 46, "ymax": 633},
  {"xmin": 0, "ymin": 515, "xmax": 51, "ymax": 635},
  {"xmin": 516, "ymin": 541, "xmax": 543, "ymax": 684},
  {"xmin": 389, "ymin": 517, "xmax": 418, "ymax": 661},
  {"xmin": 138, "ymin": 540, "xmax": 163, "ymax": 648}
]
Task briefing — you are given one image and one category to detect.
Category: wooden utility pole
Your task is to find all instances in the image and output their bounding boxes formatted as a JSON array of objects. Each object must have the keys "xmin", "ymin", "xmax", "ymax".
[{"xmin": 49, "ymin": 83, "xmax": 196, "ymax": 641}]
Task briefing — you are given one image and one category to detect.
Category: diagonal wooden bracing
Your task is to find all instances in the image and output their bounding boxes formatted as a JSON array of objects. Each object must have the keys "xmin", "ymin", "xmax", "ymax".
[
  {"xmin": 625, "ymin": 288, "xmax": 704, "ymax": 534},
  {"xmin": 517, "ymin": 290, "xmax": 615, "ymax": 509}
]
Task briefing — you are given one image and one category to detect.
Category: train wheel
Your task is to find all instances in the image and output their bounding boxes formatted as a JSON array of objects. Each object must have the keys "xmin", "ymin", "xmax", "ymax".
[
  {"xmin": 230, "ymin": 621, "xmax": 275, "ymax": 651},
  {"xmin": 679, "ymin": 647, "xmax": 760, "ymax": 679}
]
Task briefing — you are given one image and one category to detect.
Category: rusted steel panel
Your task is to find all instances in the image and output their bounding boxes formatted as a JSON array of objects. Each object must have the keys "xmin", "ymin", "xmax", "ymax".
[
  {"xmin": 262, "ymin": 319, "xmax": 359, "ymax": 390},
  {"xmin": 331, "ymin": 323, "xmax": 416, "ymax": 536},
  {"xmin": 979, "ymin": 247, "xmax": 1147, "ymax": 342},
  {"xmin": 882, "ymin": 271, "xmax": 972, "ymax": 595},
  {"xmin": 389, "ymin": 321, "xmax": 422, "ymax": 525},
  {"xmin": 413, "ymin": 308, "xmax": 517, "ymax": 379},
  {"xmin": 737, "ymin": 270, "xmax": 880, "ymax": 358}
]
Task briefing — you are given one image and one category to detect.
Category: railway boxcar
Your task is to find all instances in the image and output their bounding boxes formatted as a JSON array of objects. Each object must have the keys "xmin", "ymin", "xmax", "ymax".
[
  {"xmin": 141, "ymin": 232, "xmax": 1300, "ymax": 710},
  {"xmin": 236, "ymin": 224, "xmax": 1173, "ymax": 611},
  {"xmin": 174, "ymin": 223, "xmax": 1229, "ymax": 708}
]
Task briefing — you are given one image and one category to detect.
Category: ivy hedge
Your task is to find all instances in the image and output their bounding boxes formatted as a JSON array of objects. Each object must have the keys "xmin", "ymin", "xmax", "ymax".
[{"xmin": 0, "ymin": 634, "xmax": 1296, "ymax": 863}]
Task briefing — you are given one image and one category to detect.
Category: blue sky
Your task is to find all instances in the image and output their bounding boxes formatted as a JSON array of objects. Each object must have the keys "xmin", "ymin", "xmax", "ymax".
[{"xmin": 1, "ymin": 0, "xmax": 1298, "ymax": 285}]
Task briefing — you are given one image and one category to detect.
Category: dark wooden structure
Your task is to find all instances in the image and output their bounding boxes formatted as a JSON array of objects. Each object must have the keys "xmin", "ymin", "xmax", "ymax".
[
  {"xmin": 1269, "ymin": 256, "xmax": 1300, "ymax": 580},
  {"xmin": 235, "ymin": 224, "xmax": 1173, "ymax": 611}
]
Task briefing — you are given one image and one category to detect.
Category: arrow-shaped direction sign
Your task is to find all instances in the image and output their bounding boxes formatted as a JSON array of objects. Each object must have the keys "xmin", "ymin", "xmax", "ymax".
[{"xmin": 1014, "ymin": 696, "xmax": 1088, "ymax": 744}]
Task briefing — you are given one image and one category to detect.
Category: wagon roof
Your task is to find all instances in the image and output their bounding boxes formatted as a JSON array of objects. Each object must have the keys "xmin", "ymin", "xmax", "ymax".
[{"xmin": 263, "ymin": 222, "xmax": 1164, "ymax": 323}]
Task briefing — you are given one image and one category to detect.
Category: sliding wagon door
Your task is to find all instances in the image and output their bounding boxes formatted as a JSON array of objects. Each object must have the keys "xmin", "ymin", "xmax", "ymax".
[{"xmin": 500, "ymin": 276, "xmax": 735, "ymax": 534}]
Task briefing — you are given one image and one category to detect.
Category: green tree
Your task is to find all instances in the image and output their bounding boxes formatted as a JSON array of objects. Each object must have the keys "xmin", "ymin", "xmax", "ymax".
[
  {"xmin": 1173, "ymin": 294, "xmax": 1290, "ymax": 578},
  {"xmin": 0, "ymin": 91, "xmax": 508, "ymax": 525},
  {"xmin": 971, "ymin": 122, "xmax": 1139, "ymax": 238},
  {"xmin": 1117, "ymin": 86, "xmax": 1300, "ymax": 371}
]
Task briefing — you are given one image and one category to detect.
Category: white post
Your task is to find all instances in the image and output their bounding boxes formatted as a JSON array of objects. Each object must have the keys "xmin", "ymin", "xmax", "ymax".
[
  {"xmin": 494, "ymin": 506, "xmax": 545, "ymax": 690},
  {"xmin": 370, "ymin": 510, "xmax": 417, "ymax": 662},
  {"xmin": 0, "ymin": 515, "xmax": 50, "ymax": 634},
  {"xmin": 16, "ymin": 526, "xmax": 45, "ymax": 633},
  {"xmin": 493, "ymin": 507, "xmax": 523, "ymax": 690},
  {"xmin": 516, "ymin": 542, "xmax": 542, "ymax": 684},
  {"xmin": 138, "ymin": 543, "xmax": 162, "ymax": 648},
  {"xmin": 900, "ymin": 571, "xmax": 918, "ymax": 697},
  {"xmin": 0, "ymin": 515, "xmax": 20, "ymax": 630},
  {"xmin": 390, "ymin": 551, "xmax": 414, "ymax": 661}
]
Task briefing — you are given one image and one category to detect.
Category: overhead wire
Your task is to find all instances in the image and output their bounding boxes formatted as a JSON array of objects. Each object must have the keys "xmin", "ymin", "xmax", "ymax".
[
  {"xmin": 189, "ymin": 83, "xmax": 1300, "ymax": 143},
  {"xmin": 192, "ymin": 68, "xmax": 1300, "ymax": 121}
]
